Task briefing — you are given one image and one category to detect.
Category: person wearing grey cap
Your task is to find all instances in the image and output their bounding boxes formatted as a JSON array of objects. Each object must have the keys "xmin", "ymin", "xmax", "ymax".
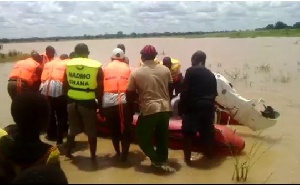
[{"xmin": 63, "ymin": 43, "xmax": 104, "ymax": 159}]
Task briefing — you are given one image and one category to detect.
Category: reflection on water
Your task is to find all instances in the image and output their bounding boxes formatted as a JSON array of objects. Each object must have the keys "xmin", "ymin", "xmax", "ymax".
[{"xmin": 1, "ymin": 38, "xmax": 300, "ymax": 183}]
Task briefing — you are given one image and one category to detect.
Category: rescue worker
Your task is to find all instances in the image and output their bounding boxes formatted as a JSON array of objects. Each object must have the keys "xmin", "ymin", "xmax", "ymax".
[
  {"xmin": 117, "ymin": 43, "xmax": 130, "ymax": 64},
  {"xmin": 126, "ymin": 45, "xmax": 175, "ymax": 172},
  {"xmin": 7, "ymin": 52, "xmax": 43, "ymax": 100},
  {"xmin": 40, "ymin": 54, "xmax": 70, "ymax": 145},
  {"xmin": 64, "ymin": 43, "xmax": 104, "ymax": 159},
  {"xmin": 179, "ymin": 50, "xmax": 218, "ymax": 164},
  {"xmin": 0, "ymin": 92, "xmax": 61, "ymax": 183},
  {"xmin": 102, "ymin": 48, "xmax": 133, "ymax": 161},
  {"xmin": 40, "ymin": 46, "xmax": 56, "ymax": 65},
  {"xmin": 162, "ymin": 57, "xmax": 183, "ymax": 99}
]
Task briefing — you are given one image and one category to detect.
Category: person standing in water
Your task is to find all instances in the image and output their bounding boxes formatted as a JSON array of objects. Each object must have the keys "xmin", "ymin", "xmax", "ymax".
[
  {"xmin": 39, "ymin": 54, "xmax": 70, "ymax": 144},
  {"xmin": 126, "ymin": 45, "xmax": 175, "ymax": 171},
  {"xmin": 102, "ymin": 48, "xmax": 133, "ymax": 161},
  {"xmin": 64, "ymin": 43, "xmax": 104, "ymax": 159},
  {"xmin": 179, "ymin": 50, "xmax": 218, "ymax": 164}
]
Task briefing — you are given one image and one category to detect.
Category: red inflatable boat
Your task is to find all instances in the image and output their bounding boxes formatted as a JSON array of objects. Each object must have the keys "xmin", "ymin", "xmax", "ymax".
[{"xmin": 97, "ymin": 114, "xmax": 245, "ymax": 156}]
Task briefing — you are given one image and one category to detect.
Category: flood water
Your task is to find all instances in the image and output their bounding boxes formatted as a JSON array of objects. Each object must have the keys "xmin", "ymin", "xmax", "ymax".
[{"xmin": 0, "ymin": 37, "xmax": 300, "ymax": 183}]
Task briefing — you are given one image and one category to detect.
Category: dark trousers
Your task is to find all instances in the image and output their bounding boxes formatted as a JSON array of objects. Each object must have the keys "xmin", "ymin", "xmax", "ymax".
[
  {"xmin": 137, "ymin": 112, "xmax": 170, "ymax": 164},
  {"xmin": 7, "ymin": 80, "xmax": 34, "ymax": 100},
  {"xmin": 46, "ymin": 96, "xmax": 68, "ymax": 144},
  {"xmin": 182, "ymin": 104, "xmax": 216, "ymax": 159},
  {"xmin": 169, "ymin": 80, "xmax": 182, "ymax": 99},
  {"xmin": 103, "ymin": 104, "xmax": 133, "ymax": 160}
]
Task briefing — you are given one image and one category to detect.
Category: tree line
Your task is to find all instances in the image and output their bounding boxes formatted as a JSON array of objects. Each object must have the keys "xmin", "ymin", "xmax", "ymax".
[{"xmin": 1, "ymin": 21, "xmax": 300, "ymax": 44}]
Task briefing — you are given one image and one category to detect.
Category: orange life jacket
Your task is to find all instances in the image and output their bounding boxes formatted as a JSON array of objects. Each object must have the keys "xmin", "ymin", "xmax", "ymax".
[
  {"xmin": 103, "ymin": 60, "xmax": 131, "ymax": 134},
  {"xmin": 41, "ymin": 59, "xmax": 68, "ymax": 83},
  {"xmin": 9, "ymin": 58, "xmax": 40, "ymax": 86},
  {"xmin": 103, "ymin": 60, "xmax": 131, "ymax": 93}
]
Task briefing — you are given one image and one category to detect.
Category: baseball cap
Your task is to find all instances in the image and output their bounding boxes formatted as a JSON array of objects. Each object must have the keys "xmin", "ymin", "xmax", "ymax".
[
  {"xmin": 140, "ymin": 45, "xmax": 157, "ymax": 56},
  {"xmin": 112, "ymin": 48, "xmax": 125, "ymax": 60}
]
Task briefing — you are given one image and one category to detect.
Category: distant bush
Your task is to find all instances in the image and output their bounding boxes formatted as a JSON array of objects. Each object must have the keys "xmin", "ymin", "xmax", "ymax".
[{"xmin": 0, "ymin": 49, "xmax": 30, "ymax": 63}]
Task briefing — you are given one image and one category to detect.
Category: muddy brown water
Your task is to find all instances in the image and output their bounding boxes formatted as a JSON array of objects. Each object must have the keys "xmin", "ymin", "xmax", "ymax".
[{"xmin": 0, "ymin": 37, "xmax": 300, "ymax": 183}]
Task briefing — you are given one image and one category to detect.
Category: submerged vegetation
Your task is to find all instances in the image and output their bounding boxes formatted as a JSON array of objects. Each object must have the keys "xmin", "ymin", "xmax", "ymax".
[{"xmin": 0, "ymin": 50, "xmax": 30, "ymax": 63}]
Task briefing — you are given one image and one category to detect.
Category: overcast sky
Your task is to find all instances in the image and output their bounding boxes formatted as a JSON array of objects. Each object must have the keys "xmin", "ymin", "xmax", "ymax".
[{"xmin": 0, "ymin": 1, "xmax": 300, "ymax": 39}]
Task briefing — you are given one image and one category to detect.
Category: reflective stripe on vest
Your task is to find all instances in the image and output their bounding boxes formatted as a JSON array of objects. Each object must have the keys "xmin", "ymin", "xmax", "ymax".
[
  {"xmin": 41, "ymin": 59, "xmax": 68, "ymax": 83},
  {"xmin": 102, "ymin": 60, "xmax": 131, "ymax": 108},
  {"xmin": 9, "ymin": 58, "xmax": 40, "ymax": 86},
  {"xmin": 103, "ymin": 60, "xmax": 131, "ymax": 93},
  {"xmin": 66, "ymin": 58, "xmax": 102, "ymax": 100}
]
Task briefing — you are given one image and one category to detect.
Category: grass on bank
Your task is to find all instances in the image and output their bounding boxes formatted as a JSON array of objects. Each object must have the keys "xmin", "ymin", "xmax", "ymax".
[
  {"xmin": 183, "ymin": 29, "xmax": 300, "ymax": 38},
  {"xmin": 0, "ymin": 50, "xmax": 31, "ymax": 63}
]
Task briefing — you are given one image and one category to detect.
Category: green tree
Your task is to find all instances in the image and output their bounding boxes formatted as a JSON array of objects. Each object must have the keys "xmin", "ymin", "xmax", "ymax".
[
  {"xmin": 274, "ymin": 21, "xmax": 288, "ymax": 29},
  {"xmin": 265, "ymin": 24, "xmax": 274, "ymax": 29},
  {"xmin": 293, "ymin": 22, "xmax": 300, "ymax": 29}
]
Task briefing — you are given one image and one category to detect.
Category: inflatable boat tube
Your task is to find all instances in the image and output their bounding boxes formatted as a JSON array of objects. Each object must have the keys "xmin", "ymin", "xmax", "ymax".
[{"xmin": 97, "ymin": 114, "xmax": 245, "ymax": 156}]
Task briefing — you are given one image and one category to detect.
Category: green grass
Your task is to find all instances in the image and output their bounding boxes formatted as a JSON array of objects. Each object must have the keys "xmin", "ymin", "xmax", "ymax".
[
  {"xmin": 0, "ymin": 50, "xmax": 31, "ymax": 63},
  {"xmin": 183, "ymin": 29, "xmax": 300, "ymax": 38}
]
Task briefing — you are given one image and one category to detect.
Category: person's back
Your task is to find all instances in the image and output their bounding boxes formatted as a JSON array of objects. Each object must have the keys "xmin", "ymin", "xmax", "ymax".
[
  {"xmin": 180, "ymin": 50, "xmax": 217, "ymax": 164},
  {"xmin": 126, "ymin": 45, "xmax": 174, "ymax": 172},
  {"xmin": 102, "ymin": 48, "xmax": 132, "ymax": 161},
  {"xmin": 40, "ymin": 55, "xmax": 69, "ymax": 144},
  {"xmin": 8, "ymin": 53, "xmax": 43, "ymax": 100},
  {"xmin": 40, "ymin": 57, "xmax": 68, "ymax": 97},
  {"xmin": 0, "ymin": 92, "xmax": 60, "ymax": 183},
  {"xmin": 133, "ymin": 61, "xmax": 171, "ymax": 114},
  {"xmin": 184, "ymin": 65, "xmax": 216, "ymax": 106},
  {"xmin": 64, "ymin": 43, "xmax": 103, "ymax": 159}
]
